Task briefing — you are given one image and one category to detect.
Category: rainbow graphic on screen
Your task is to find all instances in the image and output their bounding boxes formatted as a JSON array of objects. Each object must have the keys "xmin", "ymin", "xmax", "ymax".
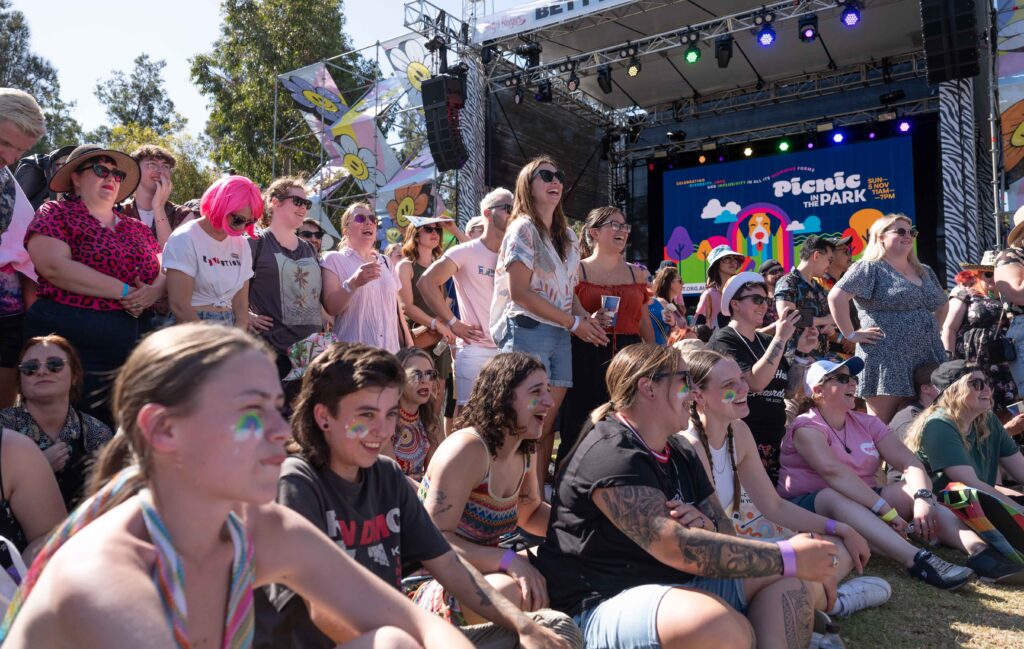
[{"xmin": 725, "ymin": 203, "xmax": 794, "ymax": 272}]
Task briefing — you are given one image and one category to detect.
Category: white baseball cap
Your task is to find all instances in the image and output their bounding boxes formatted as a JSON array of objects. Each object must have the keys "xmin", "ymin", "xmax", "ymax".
[
  {"xmin": 804, "ymin": 357, "xmax": 865, "ymax": 396},
  {"xmin": 721, "ymin": 271, "xmax": 768, "ymax": 317}
]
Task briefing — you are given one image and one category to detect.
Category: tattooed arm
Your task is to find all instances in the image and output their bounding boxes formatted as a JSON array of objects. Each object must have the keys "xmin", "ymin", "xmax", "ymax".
[
  {"xmin": 697, "ymin": 494, "xmax": 735, "ymax": 536},
  {"xmin": 746, "ymin": 309, "xmax": 799, "ymax": 391}
]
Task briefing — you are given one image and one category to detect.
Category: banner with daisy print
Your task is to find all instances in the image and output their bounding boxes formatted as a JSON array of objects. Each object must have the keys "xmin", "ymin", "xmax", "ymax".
[
  {"xmin": 382, "ymin": 36, "xmax": 432, "ymax": 107},
  {"xmin": 278, "ymin": 63, "xmax": 349, "ymax": 161}
]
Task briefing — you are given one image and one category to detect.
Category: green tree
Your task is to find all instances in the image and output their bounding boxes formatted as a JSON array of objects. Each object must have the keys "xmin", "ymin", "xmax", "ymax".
[
  {"xmin": 96, "ymin": 123, "xmax": 219, "ymax": 205},
  {"xmin": 0, "ymin": 0, "xmax": 83, "ymax": 154},
  {"xmin": 94, "ymin": 54, "xmax": 185, "ymax": 138},
  {"xmin": 190, "ymin": 0, "xmax": 375, "ymax": 184}
]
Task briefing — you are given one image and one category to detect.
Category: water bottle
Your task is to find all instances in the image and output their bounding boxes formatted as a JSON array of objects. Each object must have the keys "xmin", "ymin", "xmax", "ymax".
[{"xmin": 810, "ymin": 622, "xmax": 846, "ymax": 649}]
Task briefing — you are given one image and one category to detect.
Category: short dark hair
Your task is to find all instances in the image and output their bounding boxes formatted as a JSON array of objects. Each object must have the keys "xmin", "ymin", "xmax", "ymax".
[
  {"xmin": 913, "ymin": 362, "xmax": 940, "ymax": 398},
  {"xmin": 130, "ymin": 145, "xmax": 177, "ymax": 168},
  {"xmin": 799, "ymin": 235, "xmax": 835, "ymax": 261}
]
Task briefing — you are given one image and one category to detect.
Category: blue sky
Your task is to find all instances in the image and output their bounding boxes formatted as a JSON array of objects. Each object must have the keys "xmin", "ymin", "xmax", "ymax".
[{"xmin": 14, "ymin": 0, "xmax": 466, "ymax": 137}]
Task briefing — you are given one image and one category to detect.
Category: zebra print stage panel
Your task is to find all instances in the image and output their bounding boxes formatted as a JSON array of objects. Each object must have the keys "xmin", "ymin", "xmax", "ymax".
[
  {"xmin": 457, "ymin": 52, "xmax": 486, "ymax": 228},
  {"xmin": 939, "ymin": 78, "xmax": 981, "ymax": 287}
]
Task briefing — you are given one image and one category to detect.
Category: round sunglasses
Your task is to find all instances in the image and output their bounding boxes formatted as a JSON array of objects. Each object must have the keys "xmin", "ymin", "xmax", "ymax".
[{"xmin": 19, "ymin": 357, "xmax": 67, "ymax": 376}]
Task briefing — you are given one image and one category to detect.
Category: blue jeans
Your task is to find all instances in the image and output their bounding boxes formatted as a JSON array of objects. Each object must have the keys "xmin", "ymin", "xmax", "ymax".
[
  {"xmin": 497, "ymin": 316, "xmax": 573, "ymax": 388},
  {"xmin": 166, "ymin": 310, "xmax": 236, "ymax": 327}
]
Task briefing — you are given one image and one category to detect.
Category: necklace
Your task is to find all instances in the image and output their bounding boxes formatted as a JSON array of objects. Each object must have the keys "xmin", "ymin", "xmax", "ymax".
[
  {"xmin": 816, "ymin": 408, "xmax": 852, "ymax": 454},
  {"xmin": 728, "ymin": 325, "xmax": 767, "ymax": 360},
  {"xmin": 615, "ymin": 413, "xmax": 669, "ymax": 462},
  {"xmin": 616, "ymin": 413, "xmax": 687, "ymax": 501}
]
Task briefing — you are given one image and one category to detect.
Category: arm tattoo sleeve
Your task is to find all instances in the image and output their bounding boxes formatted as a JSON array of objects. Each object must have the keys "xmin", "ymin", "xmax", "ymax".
[
  {"xmin": 765, "ymin": 340, "xmax": 783, "ymax": 363},
  {"xmin": 781, "ymin": 580, "xmax": 814, "ymax": 649},
  {"xmin": 698, "ymin": 496, "xmax": 735, "ymax": 536}
]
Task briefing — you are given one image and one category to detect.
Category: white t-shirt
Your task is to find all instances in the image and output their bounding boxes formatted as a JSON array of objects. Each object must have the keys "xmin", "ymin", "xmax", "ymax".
[
  {"xmin": 162, "ymin": 219, "xmax": 254, "ymax": 308},
  {"xmin": 137, "ymin": 207, "xmax": 156, "ymax": 228},
  {"xmin": 321, "ymin": 247, "xmax": 401, "ymax": 353},
  {"xmin": 442, "ymin": 238, "xmax": 497, "ymax": 350}
]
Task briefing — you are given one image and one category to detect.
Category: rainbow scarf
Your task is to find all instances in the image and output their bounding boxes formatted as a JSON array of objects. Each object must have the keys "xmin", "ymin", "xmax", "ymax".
[
  {"xmin": 0, "ymin": 466, "xmax": 255, "ymax": 648},
  {"xmin": 942, "ymin": 482, "xmax": 1024, "ymax": 565}
]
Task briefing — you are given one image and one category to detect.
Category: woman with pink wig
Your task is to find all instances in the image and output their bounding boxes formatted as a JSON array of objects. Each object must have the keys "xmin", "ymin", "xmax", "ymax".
[{"xmin": 162, "ymin": 175, "xmax": 260, "ymax": 329}]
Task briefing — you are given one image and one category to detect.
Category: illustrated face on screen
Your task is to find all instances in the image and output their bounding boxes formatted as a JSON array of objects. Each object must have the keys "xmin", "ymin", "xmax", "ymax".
[{"xmin": 747, "ymin": 213, "xmax": 772, "ymax": 251}]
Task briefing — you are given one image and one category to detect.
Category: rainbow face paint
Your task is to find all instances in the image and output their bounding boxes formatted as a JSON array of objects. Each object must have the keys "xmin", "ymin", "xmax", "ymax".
[
  {"xmin": 346, "ymin": 422, "xmax": 369, "ymax": 439},
  {"xmin": 676, "ymin": 383, "xmax": 691, "ymax": 400},
  {"xmin": 722, "ymin": 389, "xmax": 737, "ymax": 404},
  {"xmin": 234, "ymin": 412, "xmax": 264, "ymax": 442},
  {"xmin": 527, "ymin": 398, "xmax": 540, "ymax": 411}
]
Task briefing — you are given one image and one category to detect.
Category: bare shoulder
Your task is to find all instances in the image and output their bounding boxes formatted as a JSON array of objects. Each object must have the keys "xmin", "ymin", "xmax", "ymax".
[{"xmin": 430, "ymin": 428, "xmax": 490, "ymax": 466}]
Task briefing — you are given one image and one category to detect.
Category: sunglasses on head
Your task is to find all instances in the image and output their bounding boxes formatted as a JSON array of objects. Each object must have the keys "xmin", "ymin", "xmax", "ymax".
[
  {"xmin": 229, "ymin": 213, "xmax": 255, "ymax": 229},
  {"xmin": 734, "ymin": 294, "xmax": 768, "ymax": 306},
  {"xmin": 886, "ymin": 226, "xmax": 918, "ymax": 239},
  {"xmin": 282, "ymin": 195, "xmax": 313, "ymax": 210},
  {"xmin": 298, "ymin": 230, "xmax": 324, "ymax": 240},
  {"xmin": 419, "ymin": 225, "xmax": 443, "ymax": 234},
  {"xmin": 352, "ymin": 213, "xmax": 377, "ymax": 226},
  {"xmin": 531, "ymin": 168, "xmax": 566, "ymax": 184},
  {"xmin": 19, "ymin": 357, "xmax": 66, "ymax": 376},
  {"xmin": 825, "ymin": 373, "xmax": 859, "ymax": 386},
  {"xmin": 79, "ymin": 163, "xmax": 127, "ymax": 183},
  {"xmin": 407, "ymin": 369, "xmax": 439, "ymax": 383},
  {"xmin": 652, "ymin": 369, "xmax": 692, "ymax": 386},
  {"xmin": 967, "ymin": 376, "xmax": 992, "ymax": 391}
]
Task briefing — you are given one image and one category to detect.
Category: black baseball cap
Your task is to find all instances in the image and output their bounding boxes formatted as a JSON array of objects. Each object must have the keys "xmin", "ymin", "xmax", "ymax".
[{"xmin": 930, "ymin": 360, "xmax": 977, "ymax": 394}]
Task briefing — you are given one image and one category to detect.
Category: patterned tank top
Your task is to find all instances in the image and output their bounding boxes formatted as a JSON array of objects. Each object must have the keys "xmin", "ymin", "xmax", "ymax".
[
  {"xmin": 418, "ymin": 432, "xmax": 530, "ymax": 547},
  {"xmin": 393, "ymin": 408, "xmax": 430, "ymax": 481}
]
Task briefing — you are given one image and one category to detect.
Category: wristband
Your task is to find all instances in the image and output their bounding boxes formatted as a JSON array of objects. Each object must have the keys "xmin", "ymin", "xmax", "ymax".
[
  {"xmin": 342, "ymin": 280, "xmax": 353, "ymax": 294},
  {"xmin": 429, "ymin": 317, "xmax": 437, "ymax": 331},
  {"xmin": 777, "ymin": 540, "xmax": 797, "ymax": 577},
  {"xmin": 824, "ymin": 518, "xmax": 838, "ymax": 536},
  {"xmin": 121, "ymin": 283, "xmax": 130, "ymax": 298},
  {"xmin": 880, "ymin": 508, "xmax": 899, "ymax": 523},
  {"xmin": 870, "ymin": 497, "xmax": 887, "ymax": 515},
  {"xmin": 568, "ymin": 315, "xmax": 581, "ymax": 333},
  {"xmin": 498, "ymin": 548, "xmax": 517, "ymax": 573},
  {"xmin": 447, "ymin": 316, "xmax": 458, "ymax": 327}
]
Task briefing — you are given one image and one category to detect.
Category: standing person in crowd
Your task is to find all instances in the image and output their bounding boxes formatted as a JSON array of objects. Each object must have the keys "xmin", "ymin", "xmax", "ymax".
[
  {"xmin": 162, "ymin": 175, "xmax": 258, "ymax": 328},
  {"xmin": 0, "ymin": 90, "xmax": 48, "ymax": 409},
  {"xmin": 384, "ymin": 242, "xmax": 404, "ymax": 268},
  {"xmin": 0, "ymin": 324, "xmax": 473, "ymax": 649},
  {"xmin": 994, "ymin": 206, "xmax": 1024, "ymax": 391},
  {"xmin": 25, "ymin": 144, "xmax": 162, "ymax": 425},
  {"xmin": 248, "ymin": 177, "xmax": 322, "ymax": 380},
  {"xmin": 419, "ymin": 188, "xmax": 510, "ymax": 415},
  {"xmin": 489, "ymin": 156, "xmax": 607, "ymax": 492},
  {"xmin": 680, "ymin": 349, "xmax": 888, "ymax": 619},
  {"xmin": 259, "ymin": 342, "xmax": 573, "ymax": 649},
  {"xmin": 889, "ymin": 362, "xmax": 941, "ymax": 444},
  {"xmin": 397, "ymin": 221, "xmax": 455, "ymax": 421},
  {"xmin": 297, "ymin": 217, "xmax": 326, "ymax": 256},
  {"xmin": 14, "ymin": 145, "xmax": 75, "ymax": 211},
  {"xmin": 465, "ymin": 215, "xmax": 487, "ymax": 239},
  {"xmin": 758, "ymin": 259, "xmax": 784, "ymax": 331},
  {"xmin": 560, "ymin": 206, "xmax": 653, "ymax": 469},
  {"xmin": 775, "ymin": 236, "xmax": 836, "ymax": 354},
  {"xmin": 829, "ymin": 214, "xmax": 947, "ymax": 424},
  {"xmin": 648, "ymin": 265, "xmax": 686, "ymax": 344},
  {"xmin": 416, "ymin": 352, "xmax": 554, "ymax": 623},
  {"xmin": 1, "ymin": 334, "xmax": 112, "ymax": 508},
  {"xmin": 905, "ymin": 361, "xmax": 1024, "ymax": 508},
  {"xmin": 122, "ymin": 145, "xmax": 194, "ymax": 248},
  {"xmin": 941, "ymin": 253, "xmax": 1018, "ymax": 410},
  {"xmin": 321, "ymin": 202, "xmax": 402, "ymax": 352},
  {"xmin": 708, "ymin": 272, "xmax": 811, "ymax": 485},
  {"xmin": 815, "ymin": 236, "xmax": 853, "ymax": 292},
  {"xmin": 779, "ymin": 359, "xmax": 1024, "ymax": 587},
  {"xmin": 387, "ymin": 347, "xmax": 442, "ymax": 482},
  {"xmin": 537, "ymin": 343, "xmax": 842, "ymax": 649},
  {"xmin": 695, "ymin": 245, "xmax": 745, "ymax": 330}
]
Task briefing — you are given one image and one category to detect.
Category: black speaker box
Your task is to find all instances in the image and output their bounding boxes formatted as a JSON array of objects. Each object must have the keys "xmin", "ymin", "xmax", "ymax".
[
  {"xmin": 920, "ymin": 0, "xmax": 980, "ymax": 85},
  {"xmin": 422, "ymin": 75, "xmax": 468, "ymax": 172}
]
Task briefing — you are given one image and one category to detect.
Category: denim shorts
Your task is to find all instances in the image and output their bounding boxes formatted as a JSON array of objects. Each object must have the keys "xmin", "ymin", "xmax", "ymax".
[
  {"xmin": 788, "ymin": 486, "xmax": 883, "ymax": 513},
  {"xmin": 574, "ymin": 581, "xmax": 747, "ymax": 649},
  {"xmin": 454, "ymin": 344, "xmax": 500, "ymax": 405},
  {"xmin": 497, "ymin": 316, "xmax": 573, "ymax": 388},
  {"xmin": 166, "ymin": 310, "xmax": 236, "ymax": 327}
]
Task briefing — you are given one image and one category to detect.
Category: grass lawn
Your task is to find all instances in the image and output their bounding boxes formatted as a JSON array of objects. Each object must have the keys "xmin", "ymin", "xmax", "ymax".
[{"xmin": 839, "ymin": 548, "xmax": 1024, "ymax": 648}]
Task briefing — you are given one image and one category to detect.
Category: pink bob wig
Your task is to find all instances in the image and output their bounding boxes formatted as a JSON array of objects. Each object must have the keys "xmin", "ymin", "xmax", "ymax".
[{"xmin": 200, "ymin": 175, "xmax": 265, "ymax": 236}]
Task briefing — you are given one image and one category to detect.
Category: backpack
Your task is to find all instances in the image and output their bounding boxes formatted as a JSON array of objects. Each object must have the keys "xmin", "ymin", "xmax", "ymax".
[{"xmin": 13, "ymin": 153, "xmax": 56, "ymax": 211}]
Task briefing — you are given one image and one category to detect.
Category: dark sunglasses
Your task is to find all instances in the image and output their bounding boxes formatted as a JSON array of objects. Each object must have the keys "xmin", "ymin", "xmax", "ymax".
[
  {"xmin": 419, "ymin": 225, "xmax": 443, "ymax": 234},
  {"xmin": 78, "ymin": 163, "xmax": 127, "ymax": 183},
  {"xmin": 652, "ymin": 369, "xmax": 692, "ymax": 386},
  {"xmin": 885, "ymin": 226, "xmax": 919, "ymax": 239},
  {"xmin": 981, "ymin": 272, "xmax": 994, "ymax": 279},
  {"xmin": 352, "ymin": 213, "xmax": 378, "ymax": 226},
  {"xmin": 967, "ymin": 377, "xmax": 992, "ymax": 391},
  {"xmin": 825, "ymin": 373, "xmax": 859, "ymax": 386},
  {"xmin": 298, "ymin": 230, "xmax": 325, "ymax": 240},
  {"xmin": 19, "ymin": 357, "xmax": 66, "ymax": 376},
  {"xmin": 282, "ymin": 195, "xmax": 313, "ymax": 210},
  {"xmin": 531, "ymin": 168, "xmax": 566, "ymax": 184},
  {"xmin": 229, "ymin": 213, "xmax": 255, "ymax": 229},
  {"xmin": 489, "ymin": 203, "xmax": 513, "ymax": 213},
  {"xmin": 407, "ymin": 369, "xmax": 439, "ymax": 383},
  {"xmin": 734, "ymin": 294, "xmax": 769, "ymax": 306},
  {"xmin": 764, "ymin": 269, "xmax": 784, "ymax": 277}
]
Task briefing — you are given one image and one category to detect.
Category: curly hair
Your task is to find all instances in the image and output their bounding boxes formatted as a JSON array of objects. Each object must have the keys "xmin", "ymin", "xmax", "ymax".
[
  {"xmin": 456, "ymin": 352, "xmax": 545, "ymax": 457},
  {"xmin": 289, "ymin": 342, "xmax": 405, "ymax": 470}
]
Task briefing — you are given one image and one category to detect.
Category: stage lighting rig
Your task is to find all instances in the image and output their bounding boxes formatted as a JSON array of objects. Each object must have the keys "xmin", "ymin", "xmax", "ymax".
[
  {"xmin": 619, "ymin": 42, "xmax": 638, "ymax": 59},
  {"xmin": 743, "ymin": 146, "xmax": 753, "ymax": 157},
  {"xmin": 597, "ymin": 65, "xmax": 613, "ymax": 94},
  {"xmin": 424, "ymin": 33, "xmax": 447, "ymax": 52},
  {"xmin": 667, "ymin": 131, "xmax": 686, "ymax": 143},
  {"xmin": 716, "ymin": 35, "xmax": 734, "ymax": 69},
  {"xmin": 515, "ymin": 40, "xmax": 542, "ymax": 68},
  {"xmin": 880, "ymin": 89, "xmax": 906, "ymax": 105},
  {"xmin": 556, "ymin": 58, "xmax": 573, "ymax": 73},
  {"xmin": 685, "ymin": 45, "xmax": 701, "ymax": 64},
  {"xmin": 778, "ymin": 140, "xmax": 791, "ymax": 152},
  {"xmin": 680, "ymin": 31, "xmax": 701, "ymax": 64},
  {"xmin": 754, "ymin": 12, "xmax": 776, "ymax": 47},
  {"xmin": 898, "ymin": 119, "xmax": 911, "ymax": 133},
  {"xmin": 513, "ymin": 78, "xmax": 524, "ymax": 105},
  {"xmin": 838, "ymin": 0, "xmax": 861, "ymax": 28},
  {"xmin": 566, "ymin": 69, "xmax": 580, "ymax": 92},
  {"xmin": 798, "ymin": 15, "xmax": 818, "ymax": 42},
  {"xmin": 627, "ymin": 56, "xmax": 642, "ymax": 77},
  {"xmin": 480, "ymin": 46, "xmax": 494, "ymax": 65},
  {"xmin": 534, "ymin": 79, "xmax": 552, "ymax": 102}
]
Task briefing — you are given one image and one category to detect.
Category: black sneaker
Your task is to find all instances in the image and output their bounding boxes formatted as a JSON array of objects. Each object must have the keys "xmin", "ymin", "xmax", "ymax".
[
  {"xmin": 967, "ymin": 547, "xmax": 1024, "ymax": 585},
  {"xmin": 908, "ymin": 550, "xmax": 975, "ymax": 590}
]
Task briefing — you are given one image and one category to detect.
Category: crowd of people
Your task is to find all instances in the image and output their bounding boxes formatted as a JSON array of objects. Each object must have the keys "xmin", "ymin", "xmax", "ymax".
[{"xmin": 1, "ymin": 83, "xmax": 1024, "ymax": 649}]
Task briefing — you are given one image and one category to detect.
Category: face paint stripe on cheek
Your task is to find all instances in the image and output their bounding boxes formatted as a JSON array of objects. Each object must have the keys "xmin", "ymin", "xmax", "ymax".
[
  {"xmin": 676, "ymin": 383, "xmax": 690, "ymax": 400},
  {"xmin": 234, "ymin": 412, "xmax": 264, "ymax": 442},
  {"xmin": 346, "ymin": 422, "xmax": 369, "ymax": 439},
  {"xmin": 722, "ymin": 389, "xmax": 737, "ymax": 404},
  {"xmin": 528, "ymin": 398, "xmax": 539, "ymax": 410}
]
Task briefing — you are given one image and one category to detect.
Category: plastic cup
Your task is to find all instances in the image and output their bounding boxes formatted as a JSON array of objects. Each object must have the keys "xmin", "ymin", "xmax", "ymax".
[{"xmin": 601, "ymin": 295, "xmax": 621, "ymax": 327}]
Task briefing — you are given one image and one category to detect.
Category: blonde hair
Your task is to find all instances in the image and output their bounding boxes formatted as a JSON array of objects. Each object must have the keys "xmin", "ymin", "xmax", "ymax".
[
  {"xmin": 0, "ymin": 88, "xmax": 46, "ymax": 139},
  {"xmin": 338, "ymin": 201, "xmax": 374, "ymax": 249},
  {"xmin": 904, "ymin": 373, "xmax": 992, "ymax": 453},
  {"xmin": 479, "ymin": 186, "xmax": 513, "ymax": 215},
  {"xmin": 861, "ymin": 214, "xmax": 925, "ymax": 277},
  {"xmin": 261, "ymin": 176, "xmax": 307, "ymax": 227}
]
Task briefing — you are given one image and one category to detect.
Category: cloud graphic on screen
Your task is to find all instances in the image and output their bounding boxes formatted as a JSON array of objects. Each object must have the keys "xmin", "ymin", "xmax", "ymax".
[
  {"xmin": 701, "ymin": 199, "xmax": 742, "ymax": 220},
  {"xmin": 787, "ymin": 221, "xmax": 805, "ymax": 232},
  {"xmin": 802, "ymin": 216, "xmax": 822, "ymax": 233}
]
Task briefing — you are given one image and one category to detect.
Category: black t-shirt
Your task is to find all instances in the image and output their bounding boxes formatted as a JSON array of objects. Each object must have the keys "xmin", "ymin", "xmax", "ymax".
[
  {"xmin": 535, "ymin": 416, "xmax": 714, "ymax": 617},
  {"xmin": 255, "ymin": 456, "xmax": 450, "ymax": 649},
  {"xmin": 708, "ymin": 326, "xmax": 789, "ymax": 484}
]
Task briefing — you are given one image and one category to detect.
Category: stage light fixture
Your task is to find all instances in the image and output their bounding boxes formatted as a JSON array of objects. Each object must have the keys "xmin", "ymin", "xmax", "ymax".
[
  {"xmin": 566, "ymin": 70, "xmax": 580, "ymax": 92},
  {"xmin": 424, "ymin": 33, "xmax": 447, "ymax": 52},
  {"xmin": 534, "ymin": 80, "xmax": 552, "ymax": 102},
  {"xmin": 620, "ymin": 42, "xmax": 638, "ymax": 58},
  {"xmin": 798, "ymin": 15, "xmax": 818, "ymax": 42},
  {"xmin": 743, "ymin": 146, "xmax": 753, "ymax": 157},
  {"xmin": 880, "ymin": 89, "xmax": 905, "ymax": 105},
  {"xmin": 868, "ymin": 130, "xmax": 876, "ymax": 139},
  {"xmin": 840, "ymin": 1, "xmax": 861, "ymax": 28},
  {"xmin": 898, "ymin": 119, "xmax": 911, "ymax": 133},
  {"xmin": 684, "ymin": 45, "xmax": 701, "ymax": 64},
  {"xmin": 481, "ymin": 46, "xmax": 495, "ymax": 65},
  {"xmin": 667, "ymin": 131, "xmax": 686, "ymax": 142},
  {"xmin": 757, "ymin": 25, "xmax": 776, "ymax": 47},
  {"xmin": 557, "ymin": 58, "xmax": 573, "ymax": 73},
  {"xmin": 701, "ymin": 141, "xmax": 717, "ymax": 151},
  {"xmin": 778, "ymin": 140, "xmax": 790, "ymax": 152},
  {"xmin": 597, "ymin": 65, "xmax": 613, "ymax": 94},
  {"xmin": 627, "ymin": 56, "xmax": 642, "ymax": 77},
  {"xmin": 807, "ymin": 141, "xmax": 815, "ymax": 149},
  {"xmin": 716, "ymin": 35, "xmax": 734, "ymax": 69},
  {"xmin": 718, "ymin": 155, "xmax": 726, "ymax": 162},
  {"xmin": 452, "ymin": 61, "xmax": 470, "ymax": 76},
  {"xmin": 513, "ymin": 79, "xmax": 524, "ymax": 105},
  {"xmin": 832, "ymin": 132, "xmax": 845, "ymax": 143},
  {"xmin": 699, "ymin": 155, "xmax": 707, "ymax": 164},
  {"xmin": 515, "ymin": 41, "xmax": 542, "ymax": 68},
  {"xmin": 816, "ymin": 121, "xmax": 835, "ymax": 132}
]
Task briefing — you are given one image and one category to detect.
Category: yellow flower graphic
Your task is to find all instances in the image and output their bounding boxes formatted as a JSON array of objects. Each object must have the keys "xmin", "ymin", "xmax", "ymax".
[
  {"xmin": 387, "ymin": 39, "xmax": 432, "ymax": 93},
  {"xmin": 387, "ymin": 184, "xmax": 430, "ymax": 228},
  {"xmin": 336, "ymin": 135, "xmax": 383, "ymax": 192}
]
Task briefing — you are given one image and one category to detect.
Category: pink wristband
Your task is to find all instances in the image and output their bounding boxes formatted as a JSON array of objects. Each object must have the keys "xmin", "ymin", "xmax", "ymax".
[
  {"xmin": 499, "ymin": 548, "xmax": 517, "ymax": 573},
  {"xmin": 777, "ymin": 540, "xmax": 797, "ymax": 577},
  {"xmin": 824, "ymin": 518, "xmax": 838, "ymax": 535}
]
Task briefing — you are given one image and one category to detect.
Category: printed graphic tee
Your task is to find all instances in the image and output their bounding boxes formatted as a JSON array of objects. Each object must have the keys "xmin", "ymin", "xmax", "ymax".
[
  {"xmin": 248, "ymin": 231, "xmax": 322, "ymax": 353},
  {"xmin": 163, "ymin": 219, "xmax": 253, "ymax": 308},
  {"xmin": 442, "ymin": 237, "xmax": 497, "ymax": 349}
]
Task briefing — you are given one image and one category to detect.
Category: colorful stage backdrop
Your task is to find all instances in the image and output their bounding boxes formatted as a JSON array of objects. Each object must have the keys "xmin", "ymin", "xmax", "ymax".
[{"xmin": 661, "ymin": 138, "xmax": 916, "ymax": 294}]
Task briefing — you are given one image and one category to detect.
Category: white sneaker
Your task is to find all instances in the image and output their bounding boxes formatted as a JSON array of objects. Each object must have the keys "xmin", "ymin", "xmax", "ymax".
[{"xmin": 829, "ymin": 576, "xmax": 892, "ymax": 617}]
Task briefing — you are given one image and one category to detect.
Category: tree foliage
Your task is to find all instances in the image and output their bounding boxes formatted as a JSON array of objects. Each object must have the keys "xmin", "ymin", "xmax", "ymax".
[
  {"xmin": 0, "ymin": 0, "xmax": 83, "ymax": 154},
  {"xmin": 94, "ymin": 123, "xmax": 219, "ymax": 205},
  {"xmin": 190, "ymin": 0, "xmax": 376, "ymax": 184},
  {"xmin": 94, "ymin": 54, "xmax": 185, "ymax": 137}
]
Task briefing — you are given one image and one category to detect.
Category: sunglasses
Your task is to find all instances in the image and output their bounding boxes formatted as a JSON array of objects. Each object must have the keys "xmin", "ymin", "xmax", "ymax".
[
  {"xmin": 419, "ymin": 225, "xmax": 443, "ymax": 234},
  {"xmin": 825, "ymin": 373, "xmax": 859, "ymax": 386},
  {"xmin": 282, "ymin": 195, "xmax": 313, "ymax": 210},
  {"xmin": 531, "ymin": 168, "xmax": 566, "ymax": 184},
  {"xmin": 967, "ymin": 377, "xmax": 992, "ymax": 391},
  {"xmin": 652, "ymin": 369, "xmax": 693, "ymax": 386},
  {"xmin": 406, "ymin": 369, "xmax": 439, "ymax": 383},
  {"xmin": 79, "ymin": 163, "xmax": 127, "ymax": 183},
  {"xmin": 352, "ymin": 213, "xmax": 378, "ymax": 226},
  {"xmin": 764, "ymin": 269, "xmax": 784, "ymax": 277},
  {"xmin": 599, "ymin": 221, "xmax": 632, "ymax": 233},
  {"xmin": 885, "ymin": 226, "xmax": 919, "ymax": 239},
  {"xmin": 734, "ymin": 294, "xmax": 768, "ymax": 306},
  {"xmin": 298, "ymin": 230, "xmax": 324, "ymax": 240},
  {"xmin": 229, "ymin": 213, "xmax": 255, "ymax": 229},
  {"xmin": 489, "ymin": 203, "xmax": 513, "ymax": 213},
  {"xmin": 981, "ymin": 272, "xmax": 994, "ymax": 279},
  {"xmin": 19, "ymin": 357, "xmax": 66, "ymax": 376}
]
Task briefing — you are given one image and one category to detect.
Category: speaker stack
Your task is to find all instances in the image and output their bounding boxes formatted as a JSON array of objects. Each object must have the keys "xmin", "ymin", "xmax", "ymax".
[
  {"xmin": 919, "ymin": 0, "xmax": 980, "ymax": 85},
  {"xmin": 422, "ymin": 74, "xmax": 468, "ymax": 172}
]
